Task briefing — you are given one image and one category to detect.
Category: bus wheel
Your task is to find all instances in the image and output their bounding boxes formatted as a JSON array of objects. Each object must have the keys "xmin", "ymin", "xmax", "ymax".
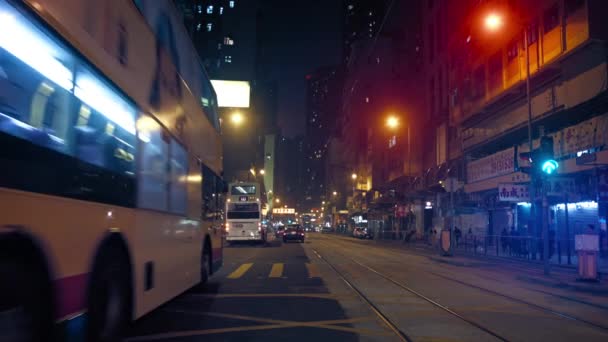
[
  {"xmin": 0, "ymin": 255, "xmax": 53, "ymax": 342},
  {"xmin": 86, "ymin": 246, "xmax": 132, "ymax": 342}
]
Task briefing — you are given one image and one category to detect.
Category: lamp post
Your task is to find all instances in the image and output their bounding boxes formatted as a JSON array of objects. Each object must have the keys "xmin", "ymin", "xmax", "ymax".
[
  {"xmin": 485, "ymin": 13, "xmax": 543, "ymax": 273},
  {"xmin": 351, "ymin": 173, "xmax": 357, "ymax": 210}
]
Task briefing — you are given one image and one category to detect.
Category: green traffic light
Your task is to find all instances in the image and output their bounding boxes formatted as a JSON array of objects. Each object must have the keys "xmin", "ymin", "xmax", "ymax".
[{"xmin": 541, "ymin": 160, "xmax": 558, "ymax": 174}]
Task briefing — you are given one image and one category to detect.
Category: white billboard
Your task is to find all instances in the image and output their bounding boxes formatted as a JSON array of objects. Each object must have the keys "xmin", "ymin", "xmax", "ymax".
[{"xmin": 211, "ymin": 80, "xmax": 251, "ymax": 108}]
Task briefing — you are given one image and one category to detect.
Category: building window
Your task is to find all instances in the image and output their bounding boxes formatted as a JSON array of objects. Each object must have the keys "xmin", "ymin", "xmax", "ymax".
[
  {"xmin": 472, "ymin": 66, "xmax": 485, "ymax": 99},
  {"xmin": 196, "ymin": 23, "xmax": 202, "ymax": 31},
  {"xmin": 224, "ymin": 37, "xmax": 234, "ymax": 45},
  {"xmin": 206, "ymin": 23, "xmax": 212, "ymax": 32},
  {"xmin": 229, "ymin": 1, "xmax": 235, "ymax": 8},
  {"xmin": 224, "ymin": 55, "xmax": 232, "ymax": 63},
  {"xmin": 526, "ymin": 21, "xmax": 539, "ymax": 45},
  {"xmin": 220, "ymin": 6, "xmax": 224, "ymax": 15},
  {"xmin": 565, "ymin": 0, "xmax": 585, "ymax": 16},
  {"xmin": 488, "ymin": 52, "xmax": 502, "ymax": 90},
  {"xmin": 507, "ymin": 39, "xmax": 518, "ymax": 61},
  {"xmin": 543, "ymin": 4, "xmax": 559, "ymax": 33},
  {"xmin": 206, "ymin": 5, "xmax": 213, "ymax": 14},
  {"xmin": 197, "ymin": 5, "xmax": 202, "ymax": 14}
]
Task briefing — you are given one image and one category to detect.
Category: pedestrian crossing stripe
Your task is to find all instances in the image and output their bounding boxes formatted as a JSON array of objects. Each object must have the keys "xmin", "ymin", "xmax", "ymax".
[
  {"xmin": 227, "ymin": 263, "xmax": 253, "ymax": 279},
  {"xmin": 269, "ymin": 263, "xmax": 284, "ymax": 278},
  {"xmin": 226, "ymin": 263, "xmax": 321, "ymax": 279}
]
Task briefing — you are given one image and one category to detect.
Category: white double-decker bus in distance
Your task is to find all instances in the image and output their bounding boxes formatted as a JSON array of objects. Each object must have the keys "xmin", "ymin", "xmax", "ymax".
[
  {"xmin": 0, "ymin": 0, "xmax": 224, "ymax": 340},
  {"xmin": 226, "ymin": 182, "xmax": 265, "ymax": 243}
]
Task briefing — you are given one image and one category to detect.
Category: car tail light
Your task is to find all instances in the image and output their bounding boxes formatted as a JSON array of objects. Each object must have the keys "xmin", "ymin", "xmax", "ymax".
[{"xmin": 258, "ymin": 222, "xmax": 262, "ymax": 231}]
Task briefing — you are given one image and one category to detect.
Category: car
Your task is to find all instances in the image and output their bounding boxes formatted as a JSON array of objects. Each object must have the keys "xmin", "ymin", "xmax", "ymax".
[{"xmin": 283, "ymin": 224, "xmax": 305, "ymax": 243}]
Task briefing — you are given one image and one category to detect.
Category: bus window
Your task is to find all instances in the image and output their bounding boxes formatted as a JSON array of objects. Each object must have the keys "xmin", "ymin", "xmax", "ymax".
[
  {"xmin": 169, "ymin": 139, "xmax": 187, "ymax": 214},
  {"xmin": 137, "ymin": 115, "xmax": 168, "ymax": 211},
  {"xmin": 202, "ymin": 165, "xmax": 218, "ymax": 221}
]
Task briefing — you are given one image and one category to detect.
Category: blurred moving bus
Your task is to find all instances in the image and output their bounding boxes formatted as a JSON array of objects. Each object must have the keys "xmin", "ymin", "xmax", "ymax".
[
  {"xmin": 0, "ymin": 0, "xmax": 224, "ymax": 340},
  {"xmin": 226, "ymin": 182, "xmax": 265, "ymax": 243}
]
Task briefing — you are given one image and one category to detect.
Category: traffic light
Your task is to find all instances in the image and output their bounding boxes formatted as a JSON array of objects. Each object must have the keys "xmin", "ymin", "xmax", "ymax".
[
  {"xmin": 517, "ymin": 136, "xmax": 557, "ymax": 176},
  {"xmin": 537, "ymin": 136, "xmax": 558, "ymax": 176}
]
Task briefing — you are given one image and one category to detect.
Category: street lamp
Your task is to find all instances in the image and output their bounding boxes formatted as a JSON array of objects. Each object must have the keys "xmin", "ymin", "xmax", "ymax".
[
  {"xmin": 386, "ymin": 115, "xmax": 399, "ymax": 129},
  {"xmin": 351, "ymin": 173, "xmax": 357, "ymax": 180},
  {"xmin": 484, "ymin": 13, "xmax": 503, "ymax": 32},
  {"xmin": 230, "ymin": 111, "xmax": 244, "ymax": 125},
  {"xmin": 275, "ymin": 198, "xmax": 280, "ymax": 204},
  {"xmin": 259, "ymin": 169, "xmax": 265, "ymax": 175},
  {"xmin": 332, "ymin": 191, "xmax": 338, "ymax": 196}
]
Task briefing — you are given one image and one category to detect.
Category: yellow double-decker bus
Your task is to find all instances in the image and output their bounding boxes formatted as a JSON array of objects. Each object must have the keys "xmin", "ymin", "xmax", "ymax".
[{"xmin": 0, "ymin": 0, "xmax": 224, "ymax": 340}]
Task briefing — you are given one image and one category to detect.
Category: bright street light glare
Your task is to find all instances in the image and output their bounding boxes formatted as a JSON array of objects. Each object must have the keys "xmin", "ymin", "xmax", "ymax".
[
  {"xmin": 259, "ymin": 169, "xmax": 265, "ymax": 175},
  {"xmin": 351, "ymin": 173, "xmax": 357, "ymax": 180},
  {"xmin": 230, "ymin": 111, "xmax": 244, "ymax": 125},
  {"xmin": 484, "ymin": 13, "xmax": 503, "ymax": 31},
  {"xmin": 332, "ymin": 191, "xmax": 338, "ymax": 196},
  {"xmin": 386, "ymin": 115, "xmax": 399, "ymax": 129}
]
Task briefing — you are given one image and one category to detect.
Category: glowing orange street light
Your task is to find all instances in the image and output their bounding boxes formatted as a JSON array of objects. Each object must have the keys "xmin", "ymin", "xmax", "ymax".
[
  {"xmin": 484, "ymin": 13, "xmax": 503, "ymax": 32},
  {"xmin": 386, "ymin": 115, "xmax": 399, "ymax": 129}
]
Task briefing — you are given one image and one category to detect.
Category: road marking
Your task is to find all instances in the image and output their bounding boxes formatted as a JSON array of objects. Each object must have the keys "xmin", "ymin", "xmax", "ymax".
[
  {"xmin": 227, "ymin": 263, "xmax": 253, "ymax": 279},
  {"xmin": 269, "ymin": 263, "xmax": 284, "ymax": 278},
  {"xmin": 127, "ymin": 310, "xmax": 390, "ymax": 340},
  {"xmin": 305, "ymin": 263, "xmax": 321, "ymax": 278}
]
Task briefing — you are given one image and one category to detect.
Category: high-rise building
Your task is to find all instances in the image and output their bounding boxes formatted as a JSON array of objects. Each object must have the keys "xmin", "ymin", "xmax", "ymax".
[
  {"xmin": 343, "ymin": 0, "xmax": 387, "ymax": 65},
  {"xmin": 303, "ymin": 66, "xmax": 344, "ymax": 208}
]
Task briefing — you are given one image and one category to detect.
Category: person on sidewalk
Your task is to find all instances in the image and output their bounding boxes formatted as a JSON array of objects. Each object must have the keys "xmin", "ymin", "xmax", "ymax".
[{"xmin": 454, "ymin": 226, "xmax": 462, "ymax": 246}]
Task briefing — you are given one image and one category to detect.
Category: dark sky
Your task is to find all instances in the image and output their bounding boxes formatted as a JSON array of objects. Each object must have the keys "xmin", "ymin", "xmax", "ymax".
[{"xmin": 259, "ymin": 0, "xmax": 343, "ymax": 138}]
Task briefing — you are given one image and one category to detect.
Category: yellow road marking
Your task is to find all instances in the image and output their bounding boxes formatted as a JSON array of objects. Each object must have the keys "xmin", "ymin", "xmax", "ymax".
[
  {"xmin": 305, "ymin": 263, "xmax": 321, "ymax": 278},
  {"xmin": 269, "ymin": 263, "xmax": 284, "ymax": 278},
  {"xmin": 227, "ymin": 263, "xmax": 253, "ymax": 279},
  {"xmin": 126, "ymin": 310, "xmax": 390, "ymax": 341}
]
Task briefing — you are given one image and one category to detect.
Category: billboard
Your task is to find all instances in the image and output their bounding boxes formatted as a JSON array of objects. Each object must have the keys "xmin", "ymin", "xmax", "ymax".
[
  {"xmin": 211, "ymin": 80, "xmax": 251, "ymax": 108},
  {"xmin": 273, "ymin": 208, "xmax": 295, "ymax": 214}
]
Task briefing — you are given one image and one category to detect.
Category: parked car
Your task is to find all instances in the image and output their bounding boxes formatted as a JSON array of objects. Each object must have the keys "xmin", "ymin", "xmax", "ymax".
[
  {"xmin": 283, "ymin": 224, "xmax": 305, "ymax": 243},
  {"xmin": 275, "ymin": 226, "xmax": 285, "ymax": 239}
]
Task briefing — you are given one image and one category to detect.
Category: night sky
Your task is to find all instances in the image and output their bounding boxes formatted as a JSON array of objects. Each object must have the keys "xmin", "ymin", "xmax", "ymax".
[{"xmin": 259, "ymin": 0, "xmax": 343, "ymax": 138}]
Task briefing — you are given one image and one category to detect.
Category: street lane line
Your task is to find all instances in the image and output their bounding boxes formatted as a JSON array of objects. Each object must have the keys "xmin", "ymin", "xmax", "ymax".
[
  {"xmin": 269, "ymin": 263, "xmax": 284, "ymax": 278},
  {"xmin": 306, "ymin": 263, "xmax": 321, "ymax": 278},
  {"xmin": 227, "ymin": 263, "xmax": 253, "ymax": 279}
]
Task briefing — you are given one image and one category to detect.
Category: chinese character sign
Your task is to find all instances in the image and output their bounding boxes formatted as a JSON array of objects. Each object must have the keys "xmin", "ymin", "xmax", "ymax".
[
  {"xmin": 467, "ymin": 147, "xmax": 515, "ymax": 183},
  {"xmin": 498, "ymin": 183, "xmax": 529, "ymax": 202}
]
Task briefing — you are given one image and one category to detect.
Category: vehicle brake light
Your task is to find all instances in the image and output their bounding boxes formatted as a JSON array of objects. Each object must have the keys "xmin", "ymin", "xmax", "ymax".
[{"xmin": 258, "ymin": 222, "xmax": 262, "ymax": 231}]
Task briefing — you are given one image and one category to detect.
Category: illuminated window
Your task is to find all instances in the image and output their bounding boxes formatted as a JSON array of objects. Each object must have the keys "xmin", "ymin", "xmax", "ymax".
[
  {"xmin": 543, "ymin": 4, "xmax": 559, "ymax": 33},
  {"xmin": 229, "ymin": 1, "xmax": 235, "ymax": 8},
  {"xmin": 206, "ymin": 5, "xmax": 213, "ymax": 14},
  {"xmin": 220, "ymin": 6, "xmax": 224, "ymax": 15},
  {"xmin": 196, "ymin": 23, "xmax": 202, "ymax": 31},
  {"xmin": 197, "ymin": 5, "xmax": 202, "ymax": 13},
  {"xmin": 207, "ymin": 23, "xmax": 213, "ymax": 32},
  {"xmin": 224, "ymin": 37, "xmax": 234, "ymax": 45},
  {"xmin": 224, "ymin": 55, "xmax": 232, "ymax": 63}
]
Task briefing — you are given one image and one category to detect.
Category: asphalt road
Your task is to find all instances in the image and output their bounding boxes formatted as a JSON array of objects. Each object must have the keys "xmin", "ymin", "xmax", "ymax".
[{"xmin": 127, "ymin": 233, "xmax": 608, "ymax": 342}]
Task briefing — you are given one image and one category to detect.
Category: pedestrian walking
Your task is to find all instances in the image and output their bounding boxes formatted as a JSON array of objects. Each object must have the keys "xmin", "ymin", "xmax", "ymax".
[{"xmin": 454, "ymin": 226, "xmax": 462, "ymax": 246}]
